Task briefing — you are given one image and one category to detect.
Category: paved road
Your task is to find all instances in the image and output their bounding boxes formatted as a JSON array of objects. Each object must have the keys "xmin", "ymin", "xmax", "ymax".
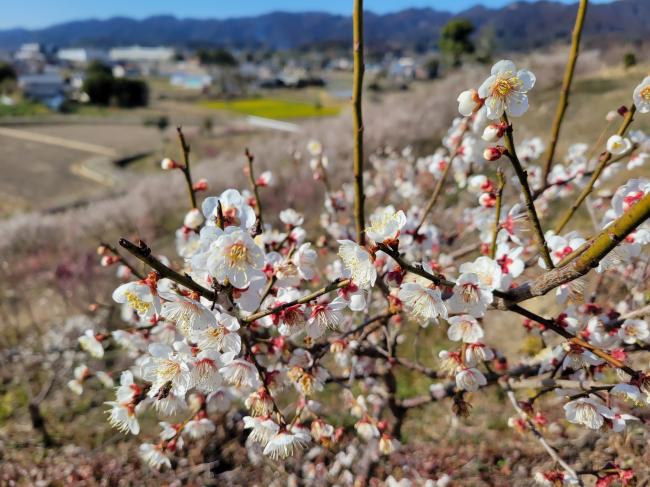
[{"xmin": 0, "ymin": 126, "xmax": 118, "ymax": 157}]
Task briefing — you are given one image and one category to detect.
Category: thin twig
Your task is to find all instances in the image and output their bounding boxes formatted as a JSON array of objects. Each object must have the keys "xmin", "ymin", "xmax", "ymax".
[
  {"xmin": 540, "ymin": 0, "xmax": 588, "ymax": 184},
  {"xmin": 177, "ymin": 126, "xmax": 197, "ymax": 210},
  {"xmin": 414, "ymin": 119, "xmax": 470, "ymax": 235},
  {"xmin": 503, "ymin": 383, "xmax": 582, "ymax": 486},
  {"xmin": 554, "ymin": 106, "xmax": 636, "ymax": 233},
  {"xmin": 244, "ymin": 148, "xmax": 264, "ymax": 233},
  {"xmin": 118, "ymin": 238, "xmax": 217, "ymax": 300},
  {"xmin": 489, "ymin": 168, "xmax": 506, "ymax": 259}
]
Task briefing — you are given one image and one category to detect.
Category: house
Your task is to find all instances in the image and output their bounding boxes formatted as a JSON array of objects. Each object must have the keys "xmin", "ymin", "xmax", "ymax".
[
  {"xmin": 18, "ymin": 72, "xmax": 65, "ymax": 109},
  {"xmin": 109, "ymin": 46, "xmax": 175, "ymax": 63},
  {"xmin": 57, "ymin": 48, "xmax": 108, "ymax": 65},
  {"xmin": 170, "ymin": 72, "xmax": 212, "ymax": 90}
]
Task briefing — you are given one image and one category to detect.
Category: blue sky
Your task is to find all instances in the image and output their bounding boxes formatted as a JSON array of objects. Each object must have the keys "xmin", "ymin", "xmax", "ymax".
[{"xmin": 2, "ymin": 0, "xmax": 613, "ymax": 29}]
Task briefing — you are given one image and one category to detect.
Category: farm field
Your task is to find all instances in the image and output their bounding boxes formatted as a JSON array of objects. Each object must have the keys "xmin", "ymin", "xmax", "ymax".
[{"xmin": 201, "ymin": 96, "xmax": 342, "ymax": 119}]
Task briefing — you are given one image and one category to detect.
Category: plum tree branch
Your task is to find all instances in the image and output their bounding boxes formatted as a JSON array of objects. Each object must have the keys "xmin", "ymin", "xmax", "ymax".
[
  {"xmin": 502, "ymin": 113, "xmax": 554, "ymax": 269},
  {"xmin": 554, "ymin": 105, "xmax": 636, "ymax": 233},
  {"xmin": 352, "ymin": 0, "xmax": 366, "ymax": 245},
  {"xmin": 540, "ymin": 0, "xmax": 588, "ymax": 185}
]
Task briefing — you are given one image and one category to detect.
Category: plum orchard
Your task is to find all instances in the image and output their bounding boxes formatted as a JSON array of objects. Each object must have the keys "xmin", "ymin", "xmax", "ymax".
[{"xmin": 71, "ymin": 2, "xmax": 650, "ymax": 485}]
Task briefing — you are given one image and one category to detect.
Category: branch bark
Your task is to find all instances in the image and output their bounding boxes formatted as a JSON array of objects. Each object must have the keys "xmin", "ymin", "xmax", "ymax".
[
  {"xmin": 540, "ymin": 0, "xmax": 589, "ymax": 184},
  {"xmin": 352, "ymin": 0, "xmax": 366, "ymax": 245}
]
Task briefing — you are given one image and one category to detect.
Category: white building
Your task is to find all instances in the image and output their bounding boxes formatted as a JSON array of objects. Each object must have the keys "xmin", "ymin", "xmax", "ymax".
[
  {"xmin": 109, "ymin": 46, "xmax": 174, "ymax": 63},
  {"xmin": 57, "ymin": 48, "xmax": 108, "ymax": 65},
  {"xmin": 14, "ymin": 43, "xmax": 45, "ymax": 63}
]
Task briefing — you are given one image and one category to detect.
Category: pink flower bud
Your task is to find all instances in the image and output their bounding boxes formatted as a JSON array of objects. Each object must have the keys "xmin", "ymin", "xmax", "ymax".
[
  {"xmin": 192, "ymin": 178, "xmax": 208, "ymax": 191},
  {"xmin": 483, "ymin": 146, "xmax": 505, "ymax": 161}
]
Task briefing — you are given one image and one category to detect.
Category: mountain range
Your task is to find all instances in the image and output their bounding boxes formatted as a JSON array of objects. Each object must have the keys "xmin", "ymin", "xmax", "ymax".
[{"xmin": 0, "ymin": 0, "xmax": 647, "ymax": 52}]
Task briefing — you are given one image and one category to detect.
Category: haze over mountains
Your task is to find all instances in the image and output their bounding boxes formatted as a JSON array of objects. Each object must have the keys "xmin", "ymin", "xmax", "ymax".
[{"xmin": 0, "ymin": 0, "xmax": 646, "ymax": 51}]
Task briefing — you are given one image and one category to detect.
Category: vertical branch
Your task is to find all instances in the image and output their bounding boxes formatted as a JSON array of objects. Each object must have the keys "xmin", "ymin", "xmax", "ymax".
[
  {"xmin": 501, "ymin": 114, "xmax": 554, "ymax": 269},
  {"xmin": 413, "ymin": 118, "xmax": 470, "ymax": 235},
  {"xmin": 177, "ymin": 126, "xmax": 197, "ymax": 210},
  {"xmin": 554, "ymin": 106, "xmax": 636, "ymax": 234},
  {"xmin": 245, "ymin": 148, "xmax": 264, "ymax": 233},
  {"xmin": 540, "ymin": 0, "xmax": 588, "ymax": 184},
  {"xmin": 489, "ymin": 168, "xmax": 506, "ymax": 259},
  {"xmin": 352, "ymin": 0, "xmax": 366, "ymax": 245}
]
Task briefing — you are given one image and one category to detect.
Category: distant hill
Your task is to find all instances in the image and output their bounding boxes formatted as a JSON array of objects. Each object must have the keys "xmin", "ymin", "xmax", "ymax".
[{"xmin": 0, "ymin": 0, "xmax": 647, "ymax": 52}]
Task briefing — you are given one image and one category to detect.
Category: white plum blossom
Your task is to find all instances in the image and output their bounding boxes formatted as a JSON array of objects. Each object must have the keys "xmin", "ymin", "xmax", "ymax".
[
  {"xmin": 202, "ymin": 189, "xmax": 256, "ymax": 229},
  {"xmin": 478, "ymin": 60, "xmax": 535, "ymax": 120},
  {"xmin": 447, "ymin": 315, "xmax": 484, "ymax": 343},
  {"xmin": 365, "ymin": 206, "xmax": 407, "ymax": 243},
  {"xmin": 446, "ymin": 273, "xmax": 493, "ymax": 317},
  {"xmin": 244, "ymin": 416, "xmax": 280, "ymax": 445},
  {"xmin": 455, "ymin": 367, "xmax": 488, "ymax": 392},
  {"xmin": 619, "ymin": 319, "xmax": 649, "ymax": 344},
  {"xmin": 113, "ymin": 280, "xmax": 161, "ymax": 320},
  {"xmin": 633, "ymin": 76, "xmax": 650, "ymax": 113},
  {"xmin": 606, "ymin": 135, "xmax": 632, "ymax": 155},
  {"xmin": 563, "ymin": 397, "xmax": 612, "ymax": 430},
  {"xmin": 263, "ymin": 430, "xmax": 310, "ymax": 460},
  {"xmin": 139, "ymin": 443, "xmax": 171, "ymax": 470},
  {"xmin": 338, "ymin": 240, "xmax": 377, "ymax": 289},
  {"xmin": 219, "ymin": 358, "xmax": 261, "ymax": 390},
  {"xmin": 207, "ymin": 227, "xmax": 265, "ymax": 289},
  {"xmin": 142, "ymin": 342, "xmax": 192, "ymax": 397},
  {"xmin": 307, "ymin": 297, "xmax": 348, "ymax": 338},
  {"xmin": 160, "ymin": 293, "xmax": 216, "ymax": 336},
  {"xmin": 279, "ymin": 208, "xmax": 304, "ymax": 227},
  {"xmin": 398, "ymin": 282, "xmax": 447, "ymax": 324},
  {"xmin": 78, "ymin": 330, "xmax": 104, "ymax": 358}
]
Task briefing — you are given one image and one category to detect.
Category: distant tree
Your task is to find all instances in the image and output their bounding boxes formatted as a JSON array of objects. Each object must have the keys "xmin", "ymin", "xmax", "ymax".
[
  {"xmin": 85, "ymin": 61, "xmax": 113, "ymax": 77},
  {"xmin": 83, "ymin": 71, "xmax": 114, "ymax": 106},
  {"xmin": 83, "ymin": 62, "xmax": 148, "ymax": 107},
  {"xmin": 439, "ymin": 19, "xmax": 475, "ymax": 67},
  {"xmin": 113, "ymin": 79, "xmax": 148, "ymax": 108},
  {"xmin": 424, "ymin": 58, "xmax": 440, "ymax": 79},
  {"xmin": 197, "ymin": 48, "xmax": 238, "ymax": 67},
  {"xmin": 0, "ymin": 62, "xmax": 16, "ymax": 84},
  {"xmin": 475, "ymin": 25, "xmax": 497, "ymax": 64},
  {"xmin": 0, "ymin": 62, "xmax": 17, "ymax": 92},
  {"xmin": 623, "ymin": 52, "xmax": 637, "ymax": 69}
]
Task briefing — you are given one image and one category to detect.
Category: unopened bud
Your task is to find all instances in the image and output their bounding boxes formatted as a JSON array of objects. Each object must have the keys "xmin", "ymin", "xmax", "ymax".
[
  {"xmin": 183, "ymin": 208, "xmax": 204, "ymax": 229},
  {"xmin": 481, "ymin": 123, "xmax": 506, "ymax": 142},
  {"xmin": 101, "ymin": 255, "xmax": 119, "ymax": 266},
  {"xmin": 193, "ymin": 178, "xmax": 208, "ymax": 191},
  {"xmin": 479, "ymin": 192, "xmax": 497, "ymax": 208},
  {"xmin": 161, "ymin": 158, "xmax": 178, "ymax": 170},
  {"xmin": 457, "ymin": 89, "xmax": 483, "ymax": 117},
  {"xmin": 483, "ymin": 146, "xmax": 506, "ymax": 161}
]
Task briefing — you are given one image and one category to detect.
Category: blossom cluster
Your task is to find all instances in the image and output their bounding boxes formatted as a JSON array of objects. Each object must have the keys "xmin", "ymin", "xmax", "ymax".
[{"xmin": 69, "ymin": 60, "xmax": 650, "ymax": 484}]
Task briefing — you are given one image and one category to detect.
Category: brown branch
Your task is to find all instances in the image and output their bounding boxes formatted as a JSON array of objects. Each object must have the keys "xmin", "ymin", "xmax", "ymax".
[
  {"xmin": 554, "ymin": 106, "xmax": 636, "ymax": 233},
  {"xmin": 489, "ymin": 168, "xmax": 506, "ymax": 259},
  {"xmin": 100, "ymin": 241, "xmax": 145, "ymax": 279},
  {"xmin": 502, "ymin": 113, "xmax": 554, "ymax": 269},
  {"xmin": 242, "ymin": 278, "xmax": 351, "ymax": 323},
  {"xmin": 244, "ymin": 148, "xmax": 264, "ymax": 233},
  {"xmin": 352, "ymin": 0, "xmax": 366, "ymax": 245},
  {"xmin": 505, "ymin": 190, "xmax": 650, "ymax": 306},
  {"xmin": 414, "ymin": 119, "xmax": 470, "ymax": 235},
  {"xmin": 177, "ymin": 126, "xmax": 197, "ymax": 210},
  {"xmin": 118, "ymin": 238, "xmax": 216, "ymax": 301},
  {"xmin": 502, "ymin": 382, "xmax": 582, "ymax": 485},
  {"xmin": 540, "ymin": 0, "xmax": 589, "ymax": 184}
]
